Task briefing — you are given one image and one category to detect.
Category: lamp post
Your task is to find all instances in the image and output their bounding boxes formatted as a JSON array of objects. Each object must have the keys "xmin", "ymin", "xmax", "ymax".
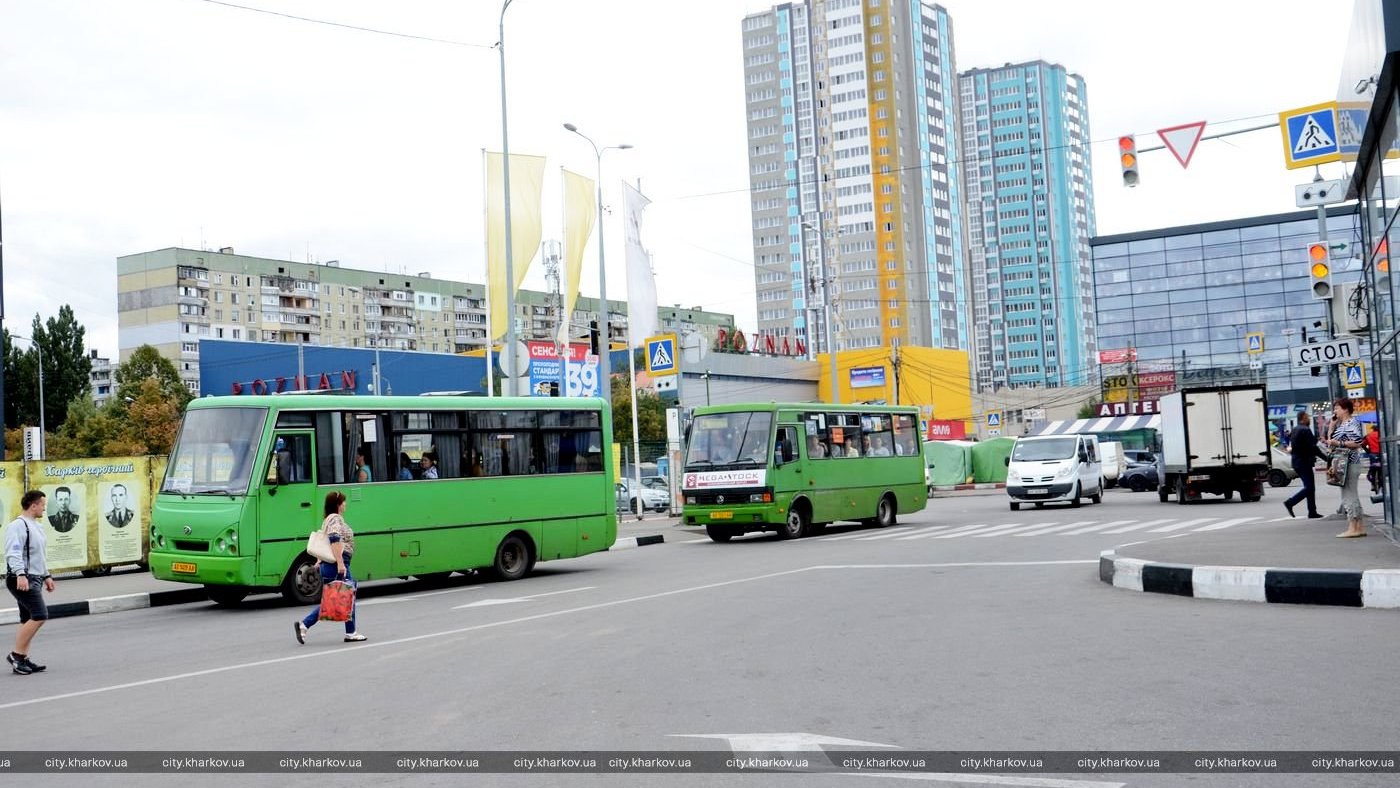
[
  {"xmin": 11, "ymin": 334, "xmax": 44, "ymax": 455},
  {"xmin": 498, "ymin": 0, "xmax": 520, "ymax": 396},
  {"xmin": 563, "ymin": 123, "xmax": 631, "ymax": 408}
]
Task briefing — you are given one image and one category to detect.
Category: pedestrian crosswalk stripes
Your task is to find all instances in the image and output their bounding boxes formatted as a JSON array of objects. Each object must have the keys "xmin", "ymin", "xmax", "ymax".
[
  {"xmin": 970, "ymin": 522, "xmax": 1056, "ymax": 537},
  {"xmin": 850, "ymin": 525, "xmax": 951, "ymax": 541},
  {"xmin": 818, "ymin": 525, "xmax": 913, "ymax": 542},
  {"xmin": 1012, "ymin": 521, "xmax": 1097, "ymax": 536},
  {"xmin": 1190, "ymin": 517, "xmax": 1261, "ymax": 532},
  {"xmin": 1057, "ymin": 520, "xmax": 1135, "ymax": 535},
  {"xmin": 689, "ymin": 514, "xmax": 1278, "ymax": 544},
  {"xmin": 932, "ymin": 522, "xmax": 1022, "ymax": 539},
  {"xmin": 1100, "ymin": 518, "xmax": 1177, "ymax": 534},
  {"xmin": 1146, "ymin": 518, "xmax": 1219, "ymax": 533}
]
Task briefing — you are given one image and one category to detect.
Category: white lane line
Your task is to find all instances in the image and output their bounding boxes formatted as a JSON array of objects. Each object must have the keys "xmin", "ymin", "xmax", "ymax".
[
  {"xmin": 1012, "ymin": 521, "xmax": 1097, "ymax": 537},
  {"xmin": 841, "ymin": 771, "xmax": 1126, "ymax": 787},
  {"xmin": 1057, "ymin": 520, "xmax": 1134, "ymax": 535},
  {"xmin": 1098, "ymin": 518, "xmax": 1177, "ymax": 534},
  {"xmin": 357, "ymin": 586, "xmax": 484, "ymax": 606},
  {"xmin": 1191, "ymin": 516, "xmax": 1261, "ymax": 532},
  {"xmin": 1266, "ymin": 516, "xmax": 1294, "ymax": 522},
  {"xmin": 970, "ymin": 523, "xmax": 1061, "ymax": 538},
  {"xmin": 820, "ymin": 526, "xmax": 911, "ymax": 542},
  {"xmin": 0, "ymin": 560, "xmax": 1096, "ymax": 712},
  {"xmin": 451, "ymin": 586, "xmax": 597, "ymax": 609},
  {"xmin": 852, "ymin": 525, "xmax": 951, "ymax": 541},
  {"xmin": 895, "ymin": 523, "xmax": 991, "ymax": 541},
  {"xmin": 931, "ymin": 523, "xmax": 1022, "ymax": 539},
  {"xmin": 1146, "ymin": 518, "xmax": 1218, "ymax": 533}
]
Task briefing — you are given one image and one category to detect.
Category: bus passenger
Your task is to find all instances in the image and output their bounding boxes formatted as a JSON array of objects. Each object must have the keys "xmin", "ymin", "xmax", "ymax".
[
  {"xmin": 807, "ymin": 435, "xmax": 827, "ymax": 458},
  {"xmin": 354, "ymin": 446, "xmax": 372, "ymax": 482},
  {"xmin": 398, "ymin": 452, "xmax": 416, "ymax": 481},
  {"xmin": 420, "ymin": 452, "xmax": 440, "ymax": 479}
]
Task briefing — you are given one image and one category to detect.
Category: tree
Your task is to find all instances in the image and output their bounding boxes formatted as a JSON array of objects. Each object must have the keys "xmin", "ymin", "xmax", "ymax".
[
  {"xmin": 610, "ymin": 373, "xmax": 666, "ymax": 446},
  {"xmin": 1077, "ymin": 398, "xmax": 1102, "ymax": 420},
  {"xmin": 116, "ymin": 345, "xmax": 192, "ymax": 409},
  {"xmin": 3, "ymin": 327, "xmax": 40, "ymax": 430},
  {"xmin": 31, "ymin": 305, "xmax": 92, "ymax": 432},
  {"xmin": 114, "ymin": 378, "xmax": 184, "ymax": 456},
  {"xmin": 47, "ymin": 395, "xmax": 123, "ymax": 459}
]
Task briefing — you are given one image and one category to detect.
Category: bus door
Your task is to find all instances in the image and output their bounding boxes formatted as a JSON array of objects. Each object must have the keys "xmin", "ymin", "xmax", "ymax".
[
  {"xmin": 771, "ymin": 425, "xmax": 804, "ymax": 512},
  {"xmin": 257, "ymin": 430, "xmax": 318, "ymax": 578}
]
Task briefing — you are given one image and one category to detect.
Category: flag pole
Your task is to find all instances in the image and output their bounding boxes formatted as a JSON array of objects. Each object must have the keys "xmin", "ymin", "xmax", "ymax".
[
  {"xmin": 559, "ymin": 166, "xmax": 569, "ymax": 398},
  {"xmin": 482, "ymin": 149, "xmax": 495, "ymax": 397}
]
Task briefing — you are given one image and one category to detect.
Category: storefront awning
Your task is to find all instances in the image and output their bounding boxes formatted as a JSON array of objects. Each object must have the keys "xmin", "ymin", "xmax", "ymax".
[{"xmin": 1025, "ymin": 414, "xmax": 1161, "ymax": 437}]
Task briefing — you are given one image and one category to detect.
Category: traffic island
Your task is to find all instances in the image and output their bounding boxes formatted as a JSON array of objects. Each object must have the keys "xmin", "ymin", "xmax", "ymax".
[{"xmin": 1099, "ymin": 516, "xmax": 1400, "ymax": 608}]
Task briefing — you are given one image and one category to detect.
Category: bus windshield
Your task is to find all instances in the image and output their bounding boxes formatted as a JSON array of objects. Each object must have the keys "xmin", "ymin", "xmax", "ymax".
[
  {"xmin": 685, "ymin": 412, "xmax": 773, "ymax": 468},
  {"xmin": 1012, "ymin": 438, "xmax": 1078, "ymax": 462},
  {"xmin": 162, "ymin": 408, "xmax": 268, "ymax": 495}
]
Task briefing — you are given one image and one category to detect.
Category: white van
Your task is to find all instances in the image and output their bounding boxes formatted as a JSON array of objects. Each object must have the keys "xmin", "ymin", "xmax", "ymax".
[
  {"xmin": 1099, "ymin": 441, "xmax": 1127, "ymax": 487},
  {"xmin": 1006, "ymin": 434, "xmax": 1104, "ymax": 510}
]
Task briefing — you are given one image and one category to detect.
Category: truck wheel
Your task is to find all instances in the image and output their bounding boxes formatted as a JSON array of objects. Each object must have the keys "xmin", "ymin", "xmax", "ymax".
[
  {"xmin": 1223, "ymin": 489, "xmax": 1234, "ymax": 501},
  {"xmin": 1176, "ymin": 476, "xmax": 1189, "ymax": 505},
  {"xmin": 1158, "ymin": 482, "xmax": 1169, "ymax": 502}
]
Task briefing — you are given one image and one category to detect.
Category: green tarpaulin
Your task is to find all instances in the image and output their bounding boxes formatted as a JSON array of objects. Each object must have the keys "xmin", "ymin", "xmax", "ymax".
[
  {"xmin": 970, "ymin": 437, "xmax": 1015, "ymax": 484},
  {"xmin": 925, "ymin": 440, "xmax": 974, "ymax": 486}
]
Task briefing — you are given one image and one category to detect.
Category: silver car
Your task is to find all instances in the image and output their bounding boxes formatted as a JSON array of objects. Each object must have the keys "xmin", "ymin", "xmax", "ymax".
[{"xmin": 617, "ymin": 479, "xmax": 669, "ymax": 513}]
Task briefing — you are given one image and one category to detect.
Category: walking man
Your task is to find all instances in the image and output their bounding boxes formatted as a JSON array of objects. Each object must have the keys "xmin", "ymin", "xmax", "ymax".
[
  {"xmin": 5, "ymin": 490, "xmax": 54, "ymax": 675},
  {"xmin": 1284, "ymin": 412, "xmax": 1327, "ymax": 519}
]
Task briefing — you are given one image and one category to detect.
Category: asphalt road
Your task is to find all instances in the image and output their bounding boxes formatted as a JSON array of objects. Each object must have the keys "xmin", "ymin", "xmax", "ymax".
[{"xmin": 2, "ymin": 484, "xmax": 1395, "ymax": 788}]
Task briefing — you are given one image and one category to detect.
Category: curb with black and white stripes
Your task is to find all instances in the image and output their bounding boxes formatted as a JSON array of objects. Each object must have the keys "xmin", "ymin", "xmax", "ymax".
[
  {"xmin": 1099, "ymin": 550, "xmax": 1400, "ymax": 608},
  {"xmin": 610, "ymin": 534, "xmax": 665, "ymax": 551},
  {"xmin": 0, "ymin": 587, "xmax": 208, "ymax": 626}
]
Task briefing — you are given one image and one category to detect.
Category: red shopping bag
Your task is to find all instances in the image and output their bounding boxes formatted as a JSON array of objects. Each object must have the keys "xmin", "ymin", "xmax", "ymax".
[{"xmin": 318, "ymin": 580, "xmax": 355, "ymax": 622}]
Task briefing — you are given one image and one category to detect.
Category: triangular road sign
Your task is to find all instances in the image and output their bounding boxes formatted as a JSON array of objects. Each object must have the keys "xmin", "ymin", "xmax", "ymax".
[
  {"xmin": 1157, "ymin": 121, "xmax": 1206, "ymax": 168},
  {"xmin": 1294, "ymin": 115, "xmax": 1336, "ymax": 153}
]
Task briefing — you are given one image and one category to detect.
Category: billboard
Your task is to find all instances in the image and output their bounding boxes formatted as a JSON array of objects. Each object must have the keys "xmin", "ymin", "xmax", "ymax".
[
  {"xmin": 850, "ymin": 366, "xmax": 887, "ymax": 389},
  {"xmin": 526, "ymin": 341, "xmax": 599, "ymax": 397}
]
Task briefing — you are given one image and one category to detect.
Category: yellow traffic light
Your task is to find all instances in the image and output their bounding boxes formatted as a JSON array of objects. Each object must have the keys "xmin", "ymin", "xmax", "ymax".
[
  {"xmin": 1308, "ymin": 243, "xmax": 1333, "ymax": 299},
  {"xmin": 1118, "ymin": 135, "xmax": 1139, "ymax": 187}
]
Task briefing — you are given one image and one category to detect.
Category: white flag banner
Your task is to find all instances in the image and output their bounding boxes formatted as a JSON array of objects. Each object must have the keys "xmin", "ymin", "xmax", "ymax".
[{"xmin": 622, "ymin": 181, "xmax": 658, "ymax": 345}]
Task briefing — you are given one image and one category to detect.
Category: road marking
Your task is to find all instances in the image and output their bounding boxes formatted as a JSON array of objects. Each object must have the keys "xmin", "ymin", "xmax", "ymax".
[
  {"xmin": 0, "ymin": 561, "xmax": 1093, "ymax": 712},
  {"xmin": 1012, "ymin": 521, "xmax": 1096, "ymax": 536},
  {"xmin": 931, "ymin": 523, "xmax": 1021, "ymax": 539},
  {"xmin": 852, "ymin": 525, "xmax": 951, "ymax": 541},
  {"xmin": 1098, "ymin": 518, "xmax": 1177, "ymax": 534},
  {"xmin": 1146, "ymin": 518, "xmax": 1218, "ymax": 533},
  {"xmin": 1057, "ymin": 521, "xmax": 1134, "ymax": 535},
  {"xmin": 1190, "ymin": 516, "xmax": 1261, "ymax": 532},
  {"xmin": 970, "ymin": 523, "xmax": 1058, "ymax": 538},
  {"xmin": 452, "ymin": 586, "xmax": 596, "ymax": 609},
  {"xmin": 358, "ymin": 586, "xmax": 484, "ymax": 606},
  {"xmin": 1266, "ymin": 516, "xmax": 1294, "ymax": 522},
  {"xmin": 670, "ymin": 732, "xmax": 898, "ymax": 751},
  {"xmin": 895, "ymin": 523, "xmax": 991, "ymax": 541},
  {"xmin": 843, "ymin": 772, "xmax": 1125, "ymax": 787},
  {"xmin": 821, "ymin": 526, "xmax": 912, "ymax": 542}
]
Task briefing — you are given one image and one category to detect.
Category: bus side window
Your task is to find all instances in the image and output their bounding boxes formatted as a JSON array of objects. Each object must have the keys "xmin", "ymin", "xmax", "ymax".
[{"xmin": 267, "ymin": 434, "xmax": 313, "ymax": 485}]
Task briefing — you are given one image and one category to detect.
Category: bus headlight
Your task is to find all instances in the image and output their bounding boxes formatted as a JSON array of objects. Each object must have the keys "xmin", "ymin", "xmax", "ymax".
[
  {"xmin": 216, "ymin": 538, "xmax": 227, "ymax": 552},
  {"xmin": 749, "ymin": 492, "xmax": 772, "ymax": 503}
]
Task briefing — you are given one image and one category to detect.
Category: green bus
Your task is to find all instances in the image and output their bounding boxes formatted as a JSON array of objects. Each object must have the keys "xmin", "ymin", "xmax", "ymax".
[
  {"xmin": 680, "ymin": 403, "xmax": 927, "ymax": 542},
  {"xmin": 149, "ymin": 395, "xmax": 617, "ymax": 605}
]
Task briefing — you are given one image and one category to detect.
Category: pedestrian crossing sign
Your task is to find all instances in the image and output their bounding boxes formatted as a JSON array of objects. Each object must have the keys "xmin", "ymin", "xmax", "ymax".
[
  {"xmin": 645, "ymin": 334, "xmax": 678, "ymax": 376},
  {"xmin": 1280, "ymin": 101, "xmax": 1341, "ymax": 169},
  {"xmin": 986, "ymin": 411, "xmax": 1002, "ymax": 427},
  {"xmin": 1245, "ymin": 333, "xmax": 1265, "ymax": 354},
  {"xmin": 1342, "ymin": 362, "xmax": 1366, "ymax": 387}
]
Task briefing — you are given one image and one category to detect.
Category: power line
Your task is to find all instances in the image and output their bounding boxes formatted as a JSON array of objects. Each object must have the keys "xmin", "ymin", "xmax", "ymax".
[{"xmin": 196, "ymin": 0, "xmax": 496, "ymax": 49}]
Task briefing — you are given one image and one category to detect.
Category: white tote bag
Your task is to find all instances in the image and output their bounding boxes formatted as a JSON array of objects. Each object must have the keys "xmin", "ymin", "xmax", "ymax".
[{"xmin": 306, "ymin": 528, "xmax": 336, "ymax": 562}]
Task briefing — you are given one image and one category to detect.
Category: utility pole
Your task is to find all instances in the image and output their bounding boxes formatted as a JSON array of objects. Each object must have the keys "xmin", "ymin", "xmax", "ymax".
[{"xmin": 891, "ymin": 340, "xmax": 901, "ymax": 405}]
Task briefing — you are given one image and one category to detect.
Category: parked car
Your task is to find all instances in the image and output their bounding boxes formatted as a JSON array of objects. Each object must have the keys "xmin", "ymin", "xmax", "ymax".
[
  {"xmin": 617, "ymin": 479, "xmax": 669, "ymax": 513},
  {"xmin": 640, "ymin": 475, "xmax": 669, "ymax": 492},
  {"xmin": 1269, "ymin": 447, "xmax": 1300, "ymax": 488},
  {"xmin": 1119, "ymin": 461, "xmax": 1159, "ymax": 493},
  {"xmin": 1122, "ymin": 449, "xmax": 1157, "ymax": 465}
]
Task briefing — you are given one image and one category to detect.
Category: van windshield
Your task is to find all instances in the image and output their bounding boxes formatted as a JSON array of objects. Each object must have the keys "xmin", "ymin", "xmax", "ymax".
[{"xmin": 1012, "ymin": 438, "xmax": 1077, "ymax": 462}]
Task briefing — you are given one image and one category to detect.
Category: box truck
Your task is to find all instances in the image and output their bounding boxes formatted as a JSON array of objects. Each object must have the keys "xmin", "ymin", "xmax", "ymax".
[{"xmin": 1157, "ymin": 385, "xmax": 1270, "ymax": 504}]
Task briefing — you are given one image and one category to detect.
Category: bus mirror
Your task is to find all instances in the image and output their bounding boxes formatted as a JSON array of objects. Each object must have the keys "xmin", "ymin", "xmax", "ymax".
[
  {"xmin": 782, "ymin": 441, "xmax": 794, "ymax": 463},
  {"xmin": 1004, "ymin": 456, "xmax": 1010, "ymax": 466}
]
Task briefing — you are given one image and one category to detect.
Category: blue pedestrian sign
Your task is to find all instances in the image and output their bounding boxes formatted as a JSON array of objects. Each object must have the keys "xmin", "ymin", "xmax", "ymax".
[
  {"xmin": 645, "ymin": 334, "xmax": 678, "ymax": 376},
  {"xmin": 986, "ymin": 411, "xmax": 1002, "ymax": 428},
  {"xmin": 1342, "ymin": 362, "xmax": 1366, "ymax": 388},
  {"xmin": 1279, "ymin": 102, "xmax": 1341, "ymax": 169},
  {"xmin": 1245, "ymin": 333, "xmax": 1264, "ymax": 354}
]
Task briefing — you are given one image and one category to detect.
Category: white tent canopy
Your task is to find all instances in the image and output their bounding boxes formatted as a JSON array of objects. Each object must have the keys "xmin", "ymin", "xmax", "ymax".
[{"xmin": 1026, "ymin": 414, "xmax": 1161, "ymax": 436}]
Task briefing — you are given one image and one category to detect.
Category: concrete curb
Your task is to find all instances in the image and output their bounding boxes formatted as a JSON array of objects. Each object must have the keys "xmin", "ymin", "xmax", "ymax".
[
  {"xmin": 0, "ymin": 587, "xmax": 209, "ymax": 626},
  {"xmin": 1098, "ymin": 550, "xmax": 1400, "ymax": 608},
  {"xmin": 609, "ymin": 534, "xmax": 666, "ymax": 551}
]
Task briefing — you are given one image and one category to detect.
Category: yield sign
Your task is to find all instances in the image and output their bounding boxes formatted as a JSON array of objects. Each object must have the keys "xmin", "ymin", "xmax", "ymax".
[{"xmin": 1157, "ymin": 121, "xmax": 1207, "ymax": 168}]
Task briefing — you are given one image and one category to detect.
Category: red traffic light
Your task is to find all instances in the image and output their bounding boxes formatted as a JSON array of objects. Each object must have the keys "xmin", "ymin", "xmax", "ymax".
[
  {"xmin": 1308, "ymin": 243, "xmax": 1327, "ymax": 262},
  {"xmin": 1118, "ymin": 136, "xmax": 1136, "ymax": 152}
]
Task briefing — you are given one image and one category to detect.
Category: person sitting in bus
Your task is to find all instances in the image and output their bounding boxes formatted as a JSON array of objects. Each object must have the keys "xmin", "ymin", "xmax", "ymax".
[
  {"xmin": 420, "ymin": 452, "xmax": 440, "ymax": 480},
  {"xmin": 354, "ymin": 446, "xmax": 372, "ymax": 482},
  {"xmin": 806, "ymin": 435, "xmax": 827, "ymax": 459},
  {"xmin": 869, "ymin": 435, "xmax": 892, "ymax": 457},
  {"xmin": 397, "ymin": 452, "xmax": 416, "ymax": 481}
]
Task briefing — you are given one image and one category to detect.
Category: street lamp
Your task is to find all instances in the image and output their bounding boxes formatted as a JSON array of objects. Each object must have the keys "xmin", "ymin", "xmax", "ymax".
[
  {"xmin": 10, "ymin": 334, "xmax": 45, "ymax": 454},
  {"xmin": 802, "ymin": 220, "xmax": 838, "ymax": 404},
  {"xmin": 563, "ymin": 122, "xmax": 632, "ymax": 409}
]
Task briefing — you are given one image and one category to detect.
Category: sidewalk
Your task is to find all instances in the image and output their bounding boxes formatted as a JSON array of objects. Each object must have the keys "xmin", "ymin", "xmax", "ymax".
[{"xmin": 1100, "ymin": 486, "xmax": 1400, "ymax": 608}]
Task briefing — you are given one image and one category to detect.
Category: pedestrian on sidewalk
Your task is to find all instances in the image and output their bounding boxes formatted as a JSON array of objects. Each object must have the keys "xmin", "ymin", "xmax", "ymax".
[
  {"xmin": 4, "ymin": 490, "xmax": 54, "ymax": 675},
  {"xmin": 294, "ymin": 491, "xmax": 367, "ymax": 644},
  {"xmin": 1284, "ymin": 412, "xmax": 1327, "ymax": 519},
  {"xmin": 1365, "ymin": 423, "xmax": 1382, "ymax": 494},
  {"xmin": 1325, "ymin": 398, "xmax": 1368, "ymax": 538}
]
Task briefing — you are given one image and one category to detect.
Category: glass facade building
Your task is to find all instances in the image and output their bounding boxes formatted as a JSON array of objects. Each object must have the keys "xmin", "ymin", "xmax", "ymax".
[{"xmin": 1090, "ymin": 208, "xmax": 1359, "ymax": 409}]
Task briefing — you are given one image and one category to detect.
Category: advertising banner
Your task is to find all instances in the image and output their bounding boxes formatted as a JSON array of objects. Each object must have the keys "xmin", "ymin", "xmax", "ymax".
[
  {"xmin": 681, "ymin": 470, "xmax": 766, "ymax": 490},
  {"xmin": 926, "ymin": 420, "xmax": 968, "ymax": 440},
  {"xmin": 0, "ymin": 462, "xmax": 23, "ymax": 545},
  {"xmin": 31, "ymin": 458, "xmax": 151, "ymax": 572},
  {"xmin": 527, "ymin": 341, "xmax": 599, "ymax": 398},
  {"xmin": 850, "ymin": 366, "xmax": 886, "ymax": 389}
]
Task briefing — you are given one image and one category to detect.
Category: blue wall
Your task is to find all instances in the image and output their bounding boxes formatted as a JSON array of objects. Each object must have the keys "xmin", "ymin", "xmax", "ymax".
[{"xmin": 198, "ymin": 340, "xmax": 491, "ymax": 397}]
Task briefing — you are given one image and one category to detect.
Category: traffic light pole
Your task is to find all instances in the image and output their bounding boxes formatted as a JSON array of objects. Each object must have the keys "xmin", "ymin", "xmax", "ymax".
[{"xmin": 1319, "ymin": 205, "xmax": 1343, "ymax": 404}]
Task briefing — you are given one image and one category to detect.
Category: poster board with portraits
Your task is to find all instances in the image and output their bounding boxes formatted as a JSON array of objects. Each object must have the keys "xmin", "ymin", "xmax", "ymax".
[{"xmin": 28, "ymin": 458, "xmax": 152, "ymax": 572}]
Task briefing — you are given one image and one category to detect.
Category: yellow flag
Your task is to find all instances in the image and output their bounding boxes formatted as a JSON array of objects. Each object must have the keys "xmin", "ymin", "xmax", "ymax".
[
  {"xmin": 561, "ymin": 169, "xmax": 596, "ymax": 342},
  {"xmin": 485, "ymin": 152, "xmax": 547, "ymax": 342}
]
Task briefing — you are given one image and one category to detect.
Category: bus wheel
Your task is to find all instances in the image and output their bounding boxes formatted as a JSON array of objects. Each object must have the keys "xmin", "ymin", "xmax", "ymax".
[
  {"xmin": 778, "ymin": 504, "xmax": 809, "ymax": 539},
  {"xmin": 281, "ymin": 554, "xmax": 323, "ymax": 605},
  {"xmin": 492, "ymin": 534, "xmax": 534, "ymax": 581},
  {"xmin": 706, "ymin": 525, "xmax": 734, "ymax": 543},
  {"xmin": 205, "ymin": 585, "xmax": 249, "ymax": 607},
  {"xmin": 875, "ymin": 494, "xmax": 897, "ymax": 527}
]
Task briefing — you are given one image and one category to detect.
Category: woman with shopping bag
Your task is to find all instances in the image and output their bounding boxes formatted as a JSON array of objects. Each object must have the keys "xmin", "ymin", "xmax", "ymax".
[
  {"xmin": 295, "ymin": 491, "xmax": 367, "ymax": 644},
  {"xmin": 1325, "ymin": 398, "xmax": 1368, "ymax": 539}
]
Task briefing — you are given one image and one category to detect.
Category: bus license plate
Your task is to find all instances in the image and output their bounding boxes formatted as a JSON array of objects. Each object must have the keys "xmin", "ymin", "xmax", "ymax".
[
  {"xmin": 171, "ymin": 562, "xmax": 197, "ymax": 574},
  {"xmin": 1027, "ymin": 488, "xmax": 1048, "ymax": 496},
  {"xmin": 710, "ymin": 511, "xmax": 734, "ymax": 520}
]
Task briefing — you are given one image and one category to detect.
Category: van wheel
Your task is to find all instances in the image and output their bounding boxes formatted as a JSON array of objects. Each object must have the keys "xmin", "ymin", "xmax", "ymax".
[
  {"xmin": 1091, "ymin": 480, "xmax": 1103, "ymax": 504},
  {"xmin": 875, "ymin": 494, "xmax": 897, "ymax": 527},
  {"xmin": 706, "ymin": 525, "xmax": 734, "ymax": 543},
  {"xmin": 493, "ymin": 534, "xmax": 534, "ymax": 581},
  {"xmin": 281, "ymin": 554, "xmax": 322, "ymax": 605},
  {"xmin": 778, "ymin": 505, "xmax": 809, "ymax": 539},
  {"xmin": 1223, "ymin": 489, "xmax": 1234, "ymax": 501},
  {"xmin": 1070, "ymin": 483, "xmax": 1082, "ymax": 508},
  {"xmin": 205, "ymin": 585, "xmax": 249, "ymax": 607},
  {"xmin": 1009, "ymin": 501, "xmax": 1020, "ymax": 511}
]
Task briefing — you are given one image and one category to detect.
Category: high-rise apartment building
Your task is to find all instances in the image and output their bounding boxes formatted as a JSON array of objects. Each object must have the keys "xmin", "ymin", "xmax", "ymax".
[
  {"xmin": 117, "ymin": 248, "xmax": 734, "ymax": 395},
  {"xmin": 742, "ymin": 0, "xmax": 967, "ymax": 356},
  {"xmin": 959, "ymin": 61, "xmax": 1096, "ymax": 390}
]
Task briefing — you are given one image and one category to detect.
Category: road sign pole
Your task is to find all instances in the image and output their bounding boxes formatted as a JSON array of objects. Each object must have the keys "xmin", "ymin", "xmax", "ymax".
[{"xmin": 1318, "ymin": 203, "xmax": 1341, "ymax": 404}]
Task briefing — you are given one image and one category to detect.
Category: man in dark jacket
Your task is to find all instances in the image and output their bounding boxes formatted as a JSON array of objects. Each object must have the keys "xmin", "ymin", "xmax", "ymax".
[{"xmin": 1284, "ymin": 412, "xmax": 1326, "ymax": 518}]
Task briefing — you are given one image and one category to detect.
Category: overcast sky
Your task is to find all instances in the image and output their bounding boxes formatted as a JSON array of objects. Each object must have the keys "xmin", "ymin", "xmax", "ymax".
[{"xmin": 0, "ymin": 0, "xmax": 1357, "ymax": 360}]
